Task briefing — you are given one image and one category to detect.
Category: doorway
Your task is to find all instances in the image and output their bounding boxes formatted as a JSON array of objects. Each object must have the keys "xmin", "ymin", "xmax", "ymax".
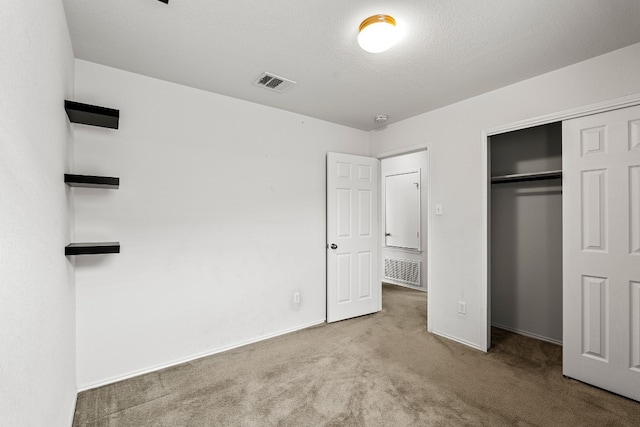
[
  {"xmin": 378, "ymin": 147, "xmax": 431, "ymax": 331},
  {"xmin": 380, "ymin": 151, "xmax": 429, "ymax": 293},
  {"xmin": 482, "ymin": 97, "xmax": 640, "ymax": 401},
  {"xmin": 325, "ymin": 148, "xmax": 431, "ymax": 329},
  {"xmin": 489, "ymin": 123, "xmax": 563, "ymax": 345}
]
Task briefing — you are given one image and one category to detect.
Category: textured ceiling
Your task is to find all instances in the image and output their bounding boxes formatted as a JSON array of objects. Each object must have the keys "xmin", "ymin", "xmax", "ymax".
[{"xmin": 61, "ymin": 0, "xmax": 640, "ymax": 131}]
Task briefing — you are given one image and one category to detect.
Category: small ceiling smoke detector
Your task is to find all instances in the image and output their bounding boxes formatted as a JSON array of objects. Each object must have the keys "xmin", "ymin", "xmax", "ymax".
[
  {"xmin": 375, "ymin": 115, "xmax": 388, "ymax": 123},
  {"xmin": 253, "ymin": 72, "xmax": 296, "ymax": 93}
]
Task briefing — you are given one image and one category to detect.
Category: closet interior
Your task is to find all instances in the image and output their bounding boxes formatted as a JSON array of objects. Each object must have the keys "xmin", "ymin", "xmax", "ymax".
[{"xmin": 490, "ymin": 122, "xmax": 563, "ymax": 345}]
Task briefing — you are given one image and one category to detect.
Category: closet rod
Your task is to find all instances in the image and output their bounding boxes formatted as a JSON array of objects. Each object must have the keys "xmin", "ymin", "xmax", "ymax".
[{"xmin": 491, "ymin": 170, "xmax": 562, "ymax": 184}]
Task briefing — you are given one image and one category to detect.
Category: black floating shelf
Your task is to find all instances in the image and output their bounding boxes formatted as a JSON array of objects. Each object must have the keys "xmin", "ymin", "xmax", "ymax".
[
  {"xmin": 491, "ymin": 170, "xmax": 563, "ymax": 184},
  {"xmin": 65, "ymin": 100, "xmax": 119, "ymax": 129},
  {"xmin": 65, "ymin": 174, "xmax": 119, "ymax": 189},
  {"xmin": 65, "ymin": 242, "xmax": 120, "ymax": 256}
]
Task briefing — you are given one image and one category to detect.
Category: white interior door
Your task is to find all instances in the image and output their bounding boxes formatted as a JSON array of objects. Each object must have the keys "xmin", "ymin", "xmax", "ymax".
[
  {"xmin": 327, "ymin": 152, "xmax": 380, "ymax": 323},
  {"xmin": 563, "ymin": 105, "xmax": 640, "ymax": 401},
  {"xmin": 385, "ymin": 171, "xmax": 420, "ymax": 250}
]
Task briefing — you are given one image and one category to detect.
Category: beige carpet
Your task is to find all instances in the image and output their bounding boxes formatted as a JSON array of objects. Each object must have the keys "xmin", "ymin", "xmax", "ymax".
[{"xmin": 73, "ymin": 284, "xmax": 640, "ymax": 426}]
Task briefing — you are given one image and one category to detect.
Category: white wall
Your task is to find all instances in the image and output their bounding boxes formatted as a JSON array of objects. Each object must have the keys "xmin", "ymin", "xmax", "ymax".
[
  {"xmin": 370, "ymin": 42, "xmax": 640, "ymax": 350},
  {"xmin": 381, "ymin": 151, "xmax": 429, "ymax": 291},
  {"xmin": 0, "ymin": 1, "xmax": 76, "ymax": 426},
  {"xmin": 73, "ymin": 60, "xmax": 370, "ymax": 388}
]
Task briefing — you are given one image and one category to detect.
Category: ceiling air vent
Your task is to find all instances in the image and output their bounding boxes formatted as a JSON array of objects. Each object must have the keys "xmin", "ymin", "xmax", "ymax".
[{"xmin": 253, "ymin": 72, "xmax": 296, "ymax": 93}]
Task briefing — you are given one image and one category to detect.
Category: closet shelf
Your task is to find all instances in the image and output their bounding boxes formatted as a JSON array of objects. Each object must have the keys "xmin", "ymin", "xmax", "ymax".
[
  {"xmin": 491, "ymin": 170, "xmax": 562, "ymax": 184},
  {"xmin": 65, "ymin": 242, "xmax": 120, "ymax": 256},
  {"xmin": 65, "ymin": 174, "xmax": 119, "ymax": 189},
  {"xmin": 64, "ymin": 100, "xmax": 120, "ymax": 129}
]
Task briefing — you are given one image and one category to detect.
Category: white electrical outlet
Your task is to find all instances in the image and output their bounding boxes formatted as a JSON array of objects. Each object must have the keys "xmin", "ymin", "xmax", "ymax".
[
  {"xmin": 293, "ymin": 292, "xmax": 301, "ymax": 305},
  {"xmin": 458, "ymin": 301, "xmax": 466, "ymax": 315}
]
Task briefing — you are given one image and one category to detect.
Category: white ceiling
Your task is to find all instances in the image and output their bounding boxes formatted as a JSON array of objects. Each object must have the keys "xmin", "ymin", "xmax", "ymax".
[{"xmin": 61, "ymin": 0, "xmax": 640, "ymax": 131}]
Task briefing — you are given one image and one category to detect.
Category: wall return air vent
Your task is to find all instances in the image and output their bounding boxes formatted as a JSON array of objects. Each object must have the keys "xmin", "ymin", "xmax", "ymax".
[
  {"xmin": 253, "ymin": 72, "xmax": 296, "ymax": 93},
  {"xmin": 384, "ymin": 258, "xmax": 422, "ymax": 287}
]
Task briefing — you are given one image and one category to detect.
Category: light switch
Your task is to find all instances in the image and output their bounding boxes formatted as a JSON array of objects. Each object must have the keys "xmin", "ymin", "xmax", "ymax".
[{"xmin": 435, "ymin": 204, "xmax": 443, "ymax": 215}]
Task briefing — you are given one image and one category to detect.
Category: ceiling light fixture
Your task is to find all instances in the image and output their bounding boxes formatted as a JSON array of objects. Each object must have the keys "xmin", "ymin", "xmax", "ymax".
[{"xmin": 358, "ymin": 14, "xmax": 398, "ymax": 53}]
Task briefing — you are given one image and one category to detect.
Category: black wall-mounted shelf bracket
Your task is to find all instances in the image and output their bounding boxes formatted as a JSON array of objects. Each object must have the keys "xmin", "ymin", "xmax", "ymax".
[
  {"xmin": 65, "ymin": 100, "xmax": 120, "ymax": 129},
  {"xmin": 65, "ymin": 174, "xmax": 119, "ymax": 189},
  {"xmin": 65, "ymin": 242, "xmax": 120, "ymax": 256}
]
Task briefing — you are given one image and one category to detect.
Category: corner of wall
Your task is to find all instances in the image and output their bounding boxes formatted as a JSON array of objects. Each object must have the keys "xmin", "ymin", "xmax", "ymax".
[{"xmin": 0, "ymin": 0, "xmax": 78, "ymax": 425}]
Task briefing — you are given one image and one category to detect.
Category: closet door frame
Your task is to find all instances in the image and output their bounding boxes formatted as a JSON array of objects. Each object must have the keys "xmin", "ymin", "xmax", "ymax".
[{"xmin": 480, "ymin": 93, "xmax": 640, "ymax": 352}]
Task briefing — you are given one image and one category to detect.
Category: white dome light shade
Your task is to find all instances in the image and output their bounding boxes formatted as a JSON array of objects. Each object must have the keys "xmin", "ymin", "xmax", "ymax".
[{"xmin": 358, "ymin": 15, "xmax": 398, "ymax": 53}]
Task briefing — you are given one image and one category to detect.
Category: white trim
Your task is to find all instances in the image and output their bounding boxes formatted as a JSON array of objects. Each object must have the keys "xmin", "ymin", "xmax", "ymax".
[
  {"xmin": 481, "ymin": 92, "xmax": 640, "ymax": 352},
  {"xmin": 376, "ymin": 143, "xmax": 431, "ymax": 160},
  {"xmin": 77, "ymin": 319, "xmax": 326, "ymax": 392},
  {"xmin": 481, "ymin": 129, "xmax": 490, "ymax": 352},
  {"xmin": 485, "ymin": 93, "xmax": 640, "ymax": 136},
  {"xmin": 383, "ymin": 167, "xmax": 422, "ymax": 252},
  {"xmin": 425, "ymin": 148, "xmax": 432, "ymax": 332},
  {"xmin": 483, "ymin": 93, "xmax": 640, "ymax": 136},
  {"xmin": 378, "ymin": 157, "xmax": 383, "ymax": 312},
  {"xmin": 492, "ymin": 322, "xmax": 563, "ymax": 346},
  {"xmin": 382, "ymin": 246, "xmax": 422, "ymax": 254},
  {"xmin": 385, "ymin": 168, "xmax": 421, "ymax": 177},
  {"xmin": 431, "ymin": 329, "xmax": 484, "ymax": 351},
  {"xmin": 68, "ymin": 392, "xmax": 78, "ymax": 426}
]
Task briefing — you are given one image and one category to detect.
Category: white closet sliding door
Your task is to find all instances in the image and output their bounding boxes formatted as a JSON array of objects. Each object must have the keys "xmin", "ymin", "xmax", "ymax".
[{"xmin": 563, "ymin": 105, "xmax": 640, "ymax": 401}]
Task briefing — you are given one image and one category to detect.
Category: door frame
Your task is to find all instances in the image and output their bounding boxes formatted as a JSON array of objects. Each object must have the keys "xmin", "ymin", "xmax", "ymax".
[
  {"xmin": 384, "ymin": 168, "xmax": 422, "ymax": 251},
  {"xmin": 481, "ymin": 93, "xmax": 640, "ymax": 351},
  {"xmin": 376, "ymin": 144, "xmax": 432, "ymax": 329}
]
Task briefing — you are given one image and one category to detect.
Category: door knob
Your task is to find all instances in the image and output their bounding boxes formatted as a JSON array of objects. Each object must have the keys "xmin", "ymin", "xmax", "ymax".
[
  {"xmin": 330, "ymin": 243, "xmax": 338, "ymax": 250},
  {"xmin": 385, "ymin": 233, "xmax": 391, "ymax": 236}
]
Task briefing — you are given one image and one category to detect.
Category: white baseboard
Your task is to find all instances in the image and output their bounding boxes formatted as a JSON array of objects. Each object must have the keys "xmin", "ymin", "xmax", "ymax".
[
  {"xmin": 78, "ymin": 318, "xmax": 326, "ymax": 392},
  {"xmin": 491, "ymin": 322, "xmax": 563, "ymax": 346},
  {"xmin": 68, "ymin": 391, "xmax": 78, "ymax": 426},
  {"xmin": 430, "ymin": 329, "xmax": 485, "ymax": 352}
]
